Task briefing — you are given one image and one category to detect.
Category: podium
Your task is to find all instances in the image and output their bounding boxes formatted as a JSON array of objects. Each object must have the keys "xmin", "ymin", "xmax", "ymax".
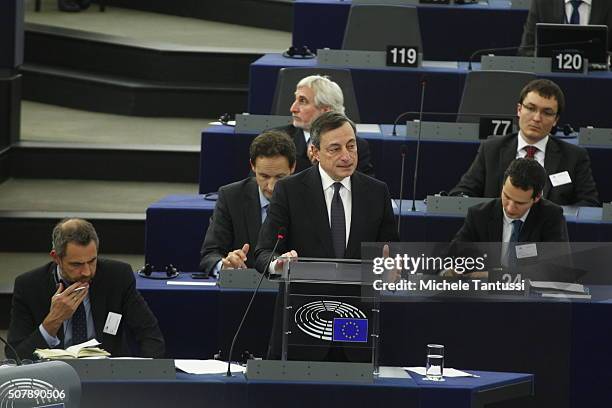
[
  {"xmin": 246, "ymin": 258, "xmax": 379, "ymax": 382},
  {"xmin": 0, "ymin": 361, "xmax": 81, "ymax": 407}
]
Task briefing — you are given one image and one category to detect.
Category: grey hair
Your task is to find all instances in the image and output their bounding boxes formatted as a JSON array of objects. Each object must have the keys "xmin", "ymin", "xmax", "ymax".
[
  {"xmin": 52, "ymin": 218, "xmax": 99, "ymax": 258},
  {"xmin": 296, "ymin": 75, "xmax": 345, "ymax": 114},
  {"xmin": 309, "ymin": 111, "xmax": 356, "ymax": 150}
]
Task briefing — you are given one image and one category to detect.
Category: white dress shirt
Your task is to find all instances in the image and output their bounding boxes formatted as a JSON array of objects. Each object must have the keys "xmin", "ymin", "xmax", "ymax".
[
  {"xmin": 516, "ymin": 131, "xmax": 549, "ymax": 168},
  {"xmin": 565, "ymin": 0, "xmax": 592, "ymax": 26},
  {"xmin": 319, "ymin": 165, "xmax": 352, "ymax": 247},
  {"xmin": 501, "ymin": 208, "xmax": 531, "ymax": 266}
]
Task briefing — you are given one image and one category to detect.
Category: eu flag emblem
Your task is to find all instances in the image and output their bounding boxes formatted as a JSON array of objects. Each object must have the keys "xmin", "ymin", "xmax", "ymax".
[{"xmin": 332, "ymin": 318, "xmax": 368, "ymax": 342}]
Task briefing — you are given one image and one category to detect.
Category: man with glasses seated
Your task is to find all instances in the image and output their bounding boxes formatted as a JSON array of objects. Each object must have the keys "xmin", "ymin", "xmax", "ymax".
[{"xmin": 450, "ymin": 79, "xmax": 599, "ymax": 207}]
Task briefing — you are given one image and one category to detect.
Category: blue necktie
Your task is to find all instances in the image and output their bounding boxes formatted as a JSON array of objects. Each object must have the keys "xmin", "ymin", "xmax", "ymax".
[
  {"xmin": 71, "ymin": 303, "xmax": 88, "ymax": 345},
  {"xmin": 508, "ymin": 219, "xmax": 523, "ymax": 267},
  {"xmin": 331, "ymin": 182, "xmax": 346, "ymax": 259},
  {"xmin": 569, "ymin": 0, "xmax": 582, "ymax": 25},
  {"xmin": 262, "ymin": 204, "xmax": 269, "ymax": 222}
]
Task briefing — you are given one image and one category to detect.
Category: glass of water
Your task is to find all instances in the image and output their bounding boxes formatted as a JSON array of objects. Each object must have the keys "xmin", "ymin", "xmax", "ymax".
[{"xmin": 425, "ymin": 344, "xmax": 444, "ymax": 381}]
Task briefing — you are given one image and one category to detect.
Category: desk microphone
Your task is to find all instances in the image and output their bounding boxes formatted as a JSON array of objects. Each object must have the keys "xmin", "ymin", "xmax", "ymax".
[
  {"xmin": 0, "ymin": 334, "xmax": 22, "ymax": 365},
  {"xmin": 411, "ymin": 77, "xmax": 426, "ymax": 212},
  {"xmin": 226, "ymin": 227, "xmax": 286, "ymax": 377},
  {"xmin": 397, "ymin": 145, "xmax": 409, "ymax": 236},
  {"xmin": 467, "ymin": 39, "xmax": 597, "ymax": 70}
]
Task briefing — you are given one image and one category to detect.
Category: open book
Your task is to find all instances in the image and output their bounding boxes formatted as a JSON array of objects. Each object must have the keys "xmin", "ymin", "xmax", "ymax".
[{"xmin": 35, "ymin": 339, "xmax": 110, "ymax": 359}]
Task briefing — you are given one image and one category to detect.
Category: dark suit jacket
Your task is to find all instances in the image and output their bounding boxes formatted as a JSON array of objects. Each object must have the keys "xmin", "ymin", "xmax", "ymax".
[
  {"xmin": 519, "ymin": 0, "xmax": 612, "ymax": 56},
  {"xmin": 254, "ymin": 165, "xmax": 398, "ymax": 272},
  {"xmin": 452, "ymin": 198, "xmax": 569, "ymax": 243},
  {"xmin": 451, "ymin": 198, "xmax": 572, "ymax": 278},
  {"xmin": 6, "ymin": 259, "xmax": 165, "ymax": 360},
  {"xmin": 275, "ymin": 124, "xmax": 375, "ymax": 177},
  {"xmin": 200, "ymin": 177, "xmax": 262, "ymax": 273},
  {"xmin": 450, "ymin": 133, "xmax": 600, "ymax": 207}
]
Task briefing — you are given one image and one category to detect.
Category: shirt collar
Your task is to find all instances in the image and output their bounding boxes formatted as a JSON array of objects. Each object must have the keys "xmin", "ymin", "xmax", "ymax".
[
  {"xmin": 318, "ymin": 165, "xmax": 351, "ymax": 192},
  {"xmin": 517, "ymin": 131, "xmax": 549, "ymax": 154},
  {"xmin": 503, "ymin": 207, "xmax": 531, "ymax": 226},
  {"xmin": 258, "ymin": 187, "xmax": 270, "ymax": 210},
  {"xmin": 565, "ymin": 0, "xmax": 591, "ymax": 5}
]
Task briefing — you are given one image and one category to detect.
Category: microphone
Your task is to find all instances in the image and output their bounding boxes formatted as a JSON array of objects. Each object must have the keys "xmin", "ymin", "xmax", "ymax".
[
  {"xmin": 397, "ymin": 145, "xmax": 409, "ymax": 236},
  {"xmin": 411, "ymin": 78, "xmax": 426, "ymax": 212},
  {"xmin": 226, "ymin": 227, "xmax": 286, "ymax": 377},
  {"xmin": 0, "ymin": 334, "xmax": 22, "ymax": 365},
  {"xmin": 468, "ymin": 39, "xmax": 597, "ymax": 70}
]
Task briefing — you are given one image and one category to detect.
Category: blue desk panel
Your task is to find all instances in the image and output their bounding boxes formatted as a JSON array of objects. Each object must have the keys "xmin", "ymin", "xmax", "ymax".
[
  {"xmin": 199, "ymin": 125, "xmax": 612, "ymax": 203},
  {"xmin": 136, "ymin": 275, "xmax": 612, "ymax": 408},
  {"xmin": 248, "ymin": 54, "xmax": 612, "ymax": 128},
  {"xmin": 80, "ymin": 370, "xmax": 533, "ymax": 408},
  {"xmin": 144, "ymin": 194, "xmax": 612, "ymax": 275},
  {"xmin": 293, "ymin": 0, "xmax": 527, "ymax": 61}
]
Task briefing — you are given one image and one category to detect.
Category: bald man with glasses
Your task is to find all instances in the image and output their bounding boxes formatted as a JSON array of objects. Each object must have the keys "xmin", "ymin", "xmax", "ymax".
[{"xmin": 450, "ymin": 79, "xmax": 599, "ymax": 207}]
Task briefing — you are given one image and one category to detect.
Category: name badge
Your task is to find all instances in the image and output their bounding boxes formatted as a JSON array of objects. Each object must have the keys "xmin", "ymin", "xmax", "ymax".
[
  {"xmin": 515, "ymin": 243, "xmax": 538, "ymax": 259},
  {"xmin": 549, "ymin": 171, "xmax": 572, "ymax": 187},
  {"xmin": 103, "ymin": 312, "xmax": 122, "ymax": 336}
]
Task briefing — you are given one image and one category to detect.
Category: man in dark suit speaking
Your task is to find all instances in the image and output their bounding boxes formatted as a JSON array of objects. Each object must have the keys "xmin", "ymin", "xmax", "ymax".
[
  {"xmin": 275, "ymin": 75, "xmax": 375, "ymax": 176},
  {"xmin": 255, "ymin": 112, "xmax": 398, "ymax": 273},
  {"xmin": 199, "ymin": 131, "xmax": 296, "ymax": 274},
  {"xmin": 450, "ymin": 79, "xmax": 599, "ymax": 207},
  {"xmin": 6, "ymin": 218, "xmax": 165, "ymax": 360},
  {"xmin": 518, "ymin": 0, "xmax": 612, "ymax": 56}
]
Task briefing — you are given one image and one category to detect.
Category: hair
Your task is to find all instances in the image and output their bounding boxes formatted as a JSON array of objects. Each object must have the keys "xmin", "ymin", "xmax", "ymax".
[
  {"xmin": 519, "ymin": 79, "xmax": 565, "ymax": 117},
  {"xmin": 296, "ymin": 75, "xmax": 345, "ymax": 114},
  {"xmin": 249, "ymin": 130, "xmax": 297, "ymax": 167},
  {"xmin": 52, "ymin": 218, "xmax": 99, "ymax": 258},
  {"xmin": 309, "ymin": 111, "xmax": 356, "ymax": 149},
  {"xmin": 503, "ymin": 158, "xmax": 547, "ymax": 199}
]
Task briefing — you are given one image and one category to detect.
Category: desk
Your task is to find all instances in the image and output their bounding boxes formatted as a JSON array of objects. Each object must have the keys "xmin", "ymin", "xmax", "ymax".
[
  {"xmin": 199, "ymin": 125, "xmax": 612, "ymax": 202},
  {"xmin": 293, "ymin": 0, "xmax": 527, "ymax": 61},
  {"xmin": 144, "ymin": 194, "xmax": 612, "ymax": 275},
  {"xmin": 136, "ymin": 275, "xmax": 612, "ymax": 408},
  {"xmin": 80, "ymin": 370, "xmax": 533, "ymax": 408},
  {"xmin": 248, "ymin": 54, "xmax": 612, "ymax": 127}
]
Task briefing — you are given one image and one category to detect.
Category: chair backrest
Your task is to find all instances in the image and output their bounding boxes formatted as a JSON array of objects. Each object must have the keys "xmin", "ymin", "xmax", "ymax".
[
  {"xmin": 457, "ymin": 70, "xmax": 537, "ymax": 123},
  {"xmin": 271, "ymin": 67, "xmax": 361, "ymax": 123},
  {"xmin": 342, "ymin": 5, "xmax": 422, "ymax": 52}
]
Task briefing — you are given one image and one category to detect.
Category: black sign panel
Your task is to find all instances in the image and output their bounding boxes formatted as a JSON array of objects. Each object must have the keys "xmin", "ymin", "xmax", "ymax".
[
  {"xmin": 386, "ymin": 46, "xmax": 419, "ymax": 68},
  {"xmin": 479, "ymin": 117, "xmax": 514, "ymax": 140},
  {"xmin": 551, "ymin": 50, "xmax": 584, "ymax": 73}
]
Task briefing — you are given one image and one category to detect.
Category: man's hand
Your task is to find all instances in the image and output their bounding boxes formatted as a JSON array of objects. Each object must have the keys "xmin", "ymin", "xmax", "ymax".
[
  {"xmin": 42, "ymin": 281, "xmax": 89, "ymax": 337},
  {"xmin": 274, "ymin": 250, "xmax": 298, "ymax": 272},
  {"xmin": 383, "ymin": 244, "xmax": 401, "ymax": 283},
  {"xmin": 221, "ymin": 243, "xmax": 250, "ymax": 269}
]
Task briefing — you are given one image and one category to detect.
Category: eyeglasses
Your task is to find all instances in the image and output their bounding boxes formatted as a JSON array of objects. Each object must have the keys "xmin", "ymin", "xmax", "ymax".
[{"xmin": 520, "ymin": 103, "xmax": 558, "ymax": 119}]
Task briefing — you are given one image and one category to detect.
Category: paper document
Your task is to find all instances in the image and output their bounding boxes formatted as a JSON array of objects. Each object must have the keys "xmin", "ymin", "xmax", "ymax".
[
  {"xmin": 404, "ymin": 367, "xmax": 479, "ymax": 378},
  {"xmin": 422, "ymin": 61, "xmax": 459, "ymax": 69},
  {"xmin": 209, "ymin": 121, "xmax": 236, "ymax": 126},
  {"xmin": 35, "ymin": 339, "xmax": 110, "ymax": 359},
  {"xmin": 175, "ymin": 359, "xmax": 246, "ymax": 375},
  {"xmin": 167, "ymin": 281, "xmax": 217, "ymax": 287},
  {"xmin": 529, "ymin": 281, "xmax": 586, "ymax": 293},
  {"xmin": 356, "ymin": 124, "xmax": 381, "ymax": 133},
  {"xmin": 541, "ymin": 293, "xmax": 591, "ymax": 300}
]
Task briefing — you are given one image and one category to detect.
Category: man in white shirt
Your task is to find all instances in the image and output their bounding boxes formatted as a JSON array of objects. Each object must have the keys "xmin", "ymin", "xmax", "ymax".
[
  {"xmin": 518, "ymin": 0, "xmax": 612, "ymax": 56},
  {"xmin": 255, "ymin": 111, "xmax": 397, "ymax": 272},
  {"xmin": 450, "ymin": 79, "xmax": 599, "ymax": 206}
]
